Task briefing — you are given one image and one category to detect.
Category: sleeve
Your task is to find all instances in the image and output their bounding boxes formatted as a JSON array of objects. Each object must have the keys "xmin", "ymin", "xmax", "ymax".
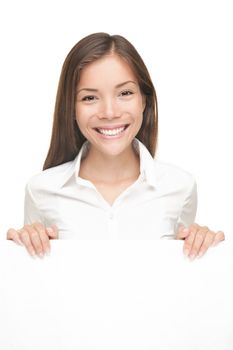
[
  {"xmin": 175, "ymin": 177, "xmax": 198, "ymax": 232},
  {"xmin": 24, "ymin": 183, "xmax": 44, "ymax": 225}
]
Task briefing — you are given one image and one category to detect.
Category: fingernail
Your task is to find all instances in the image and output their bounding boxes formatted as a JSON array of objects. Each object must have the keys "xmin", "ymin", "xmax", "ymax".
[
  {"xmin": 189, "ymin": 254, "xmax": 196, "ymax": 260},
  {"xmin": 30, "ymin": 251, "xmax": 37, "ymax": 259},
  {"xmin": 38, "ymin": 252, "xmax": 44, "ymax": 259},
  {"xmin": 184, "ymin": 249, "xmax": 189, "ymax": 257},
  {"xmin": 45, "ymin": 248, "xmax": 50, "ymax": 256},
  {"xmin": 16, "ymin": 239, "xmax": 24, "ymax": 246},
  {"xmin": 197, "ymin": 251, "xmax": 204, "ymax": 258},
  {"xmin": 47, "ymin": 227, "xmax": 53, "ymax": 233},
  {"xmin": 183, "ymin": 228, "xmax": 189, "ymax": 233}
]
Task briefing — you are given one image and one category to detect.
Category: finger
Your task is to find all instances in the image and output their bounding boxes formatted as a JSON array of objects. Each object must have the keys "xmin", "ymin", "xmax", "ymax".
[
  {"xmin": 6, "ymin": 228, "xmax": 24, "ymax": 246},
  {"xmin": 18, "ymin": 228, "xmax": 37, "ymax": 257},
  {"xmin": 33, "ymin": 222, "xmax": 51, "ymax": 255},
  {"xmin": 197, "ymin": 231, "xmax": 216, "ymax": 258},
  {"xmin": 189, "ymin": 226, "xmax": 210, "ymax": 259},
  {"xmin": 176, "ymin": 225, "xmax": 190, "ymax": 239},
  {"xmin": 183, "ymin": 224, "xmax": 199, "ymax": 257},
  {"xmin": 46, "ymin": 224, "xmax": 59, "ymax": 239},
  {"xmin": 24, "ymin": 224, "xmax": 46, "ymax": 258},
  {"xmin": 212, "ymin": 231, "xmax": 225, "ymax": 247}
]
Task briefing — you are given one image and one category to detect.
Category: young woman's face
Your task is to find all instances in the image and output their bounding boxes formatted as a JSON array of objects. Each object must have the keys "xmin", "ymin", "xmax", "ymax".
[{"xmin": 75, "ymin": 54, "xmax": 146, "ymax": 158}]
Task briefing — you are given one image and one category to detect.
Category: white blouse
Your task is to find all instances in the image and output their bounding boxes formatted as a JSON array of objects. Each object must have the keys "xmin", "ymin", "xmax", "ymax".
[{"xmin": 24, "ymin": 138, "xmax": 197, "ymax": 240}]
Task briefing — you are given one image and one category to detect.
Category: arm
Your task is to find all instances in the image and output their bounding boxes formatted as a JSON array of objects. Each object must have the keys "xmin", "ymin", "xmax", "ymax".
[
  {"xmin": 175, "ymin": 177, "xmax": 198, "ymax": 233},
  {"xmin": 175, "ymin": 178, "xmax": 225, "ymax": 259},
  {"xmin": 24, "ymin": 183, "xmax": 44, "ymax": 225},
  {"xmin": 7, "ymin": 183, "xmax": 58, "ymax": 257}
]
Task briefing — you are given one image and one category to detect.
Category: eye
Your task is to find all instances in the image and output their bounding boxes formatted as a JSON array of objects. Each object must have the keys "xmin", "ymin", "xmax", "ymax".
[
  {"xmin": 81, "ymin": 95, "xmax": 97, "ymax": 102},
  {"xmin": 120, "ymin": 90, "xmax": 134, "ymax": 97}
]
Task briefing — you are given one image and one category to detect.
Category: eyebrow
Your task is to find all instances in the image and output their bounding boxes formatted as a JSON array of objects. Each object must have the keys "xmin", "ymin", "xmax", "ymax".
[{"xmin": 76, "ymin": 80, "xmax": 137, "ymax": 94}]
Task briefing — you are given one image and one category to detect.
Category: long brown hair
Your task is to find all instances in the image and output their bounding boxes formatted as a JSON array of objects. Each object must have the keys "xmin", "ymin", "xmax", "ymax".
[{"xmin": 43, "ymin": 32, "xmax": 158, "ymax": 170}]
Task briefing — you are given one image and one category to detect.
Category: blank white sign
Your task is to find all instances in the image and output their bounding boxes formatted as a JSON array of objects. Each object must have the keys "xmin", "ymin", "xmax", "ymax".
[{"xmin": 0, "ymin": 239, "xmax": 232, "ymax": 350}]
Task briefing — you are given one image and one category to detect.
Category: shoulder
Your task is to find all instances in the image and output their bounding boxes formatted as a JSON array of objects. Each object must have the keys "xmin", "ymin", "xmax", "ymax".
[
  {"xmin": 25, "ymin": 160, "xmax": 75, "ymax": 195},
  {"xmin": 153, "ymin": 159, "xmax": 196, "ymax": 192}
]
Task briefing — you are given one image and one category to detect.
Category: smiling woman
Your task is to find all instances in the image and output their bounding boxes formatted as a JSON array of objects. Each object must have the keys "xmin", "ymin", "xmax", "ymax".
[{"xmin": 6, "ymin": 32, "xmax": 225, "ymax": 258}]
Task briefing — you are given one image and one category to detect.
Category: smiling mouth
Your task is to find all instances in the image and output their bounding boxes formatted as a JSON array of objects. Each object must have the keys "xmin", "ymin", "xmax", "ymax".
[{"xmin": 94, "ymin": 124, "xmax": 130, "ymax": 136}]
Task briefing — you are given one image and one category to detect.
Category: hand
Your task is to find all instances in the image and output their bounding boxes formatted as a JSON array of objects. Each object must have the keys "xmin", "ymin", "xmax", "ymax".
[
  {"xmin": 176, "ymin": 223, "xmax": 225, "ymax": 260},
  {"xmin": 7, "ymin": 223, "xmax": 58, "ymax": 258}
]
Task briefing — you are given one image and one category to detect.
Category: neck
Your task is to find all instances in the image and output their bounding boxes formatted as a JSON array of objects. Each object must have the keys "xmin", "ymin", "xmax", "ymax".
[{"xmin": 79, "ymin": 142, "xmax": 140, "ymax": 184}]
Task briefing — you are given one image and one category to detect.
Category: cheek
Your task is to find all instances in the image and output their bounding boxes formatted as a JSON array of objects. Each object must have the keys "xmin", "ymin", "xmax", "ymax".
[
  {"xmin": 75, "ymin": 107, "xmax": 86, "ymax": 133},
  {"xmin": 75, "ymin": 104, "xmax": 82, "ymax": 120},
  {"xmin": 131, "ymin": 97, "xmax": 145, "ymax": 113},
  {"xmin": 75, "ymin": 104, "xmax": 97, "ymax": 121},
  {"xmin": 133, "ymin": 102, "xmax": 144, "ymax": 122},
  {"xmin": 75, "ymin": 105, "xmax": 88, "ymax": 126},
  {"xmin": 136, "ymin": 113, "xmax": 143, "ymax": 131}
]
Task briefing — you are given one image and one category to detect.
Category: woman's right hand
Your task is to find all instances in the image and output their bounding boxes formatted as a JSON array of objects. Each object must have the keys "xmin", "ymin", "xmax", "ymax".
[{"xmin": 6, "ymin": 223, "xmax": 58, "ymax": 258}]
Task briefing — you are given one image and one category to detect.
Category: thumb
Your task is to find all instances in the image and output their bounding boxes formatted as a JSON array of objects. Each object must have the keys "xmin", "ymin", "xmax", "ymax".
[
  {"xmin": 46, "ymin": 224, "xmax": 59, "ymax": 239},
  {"xmin": 176, "ymin": 225, "xmax": 190, "ymax": 240}
]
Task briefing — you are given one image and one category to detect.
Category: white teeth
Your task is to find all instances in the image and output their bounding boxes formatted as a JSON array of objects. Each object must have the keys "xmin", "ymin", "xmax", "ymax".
[{"xmin": 97, "ymin": 126, "xmax": 125, "ymax": 136}]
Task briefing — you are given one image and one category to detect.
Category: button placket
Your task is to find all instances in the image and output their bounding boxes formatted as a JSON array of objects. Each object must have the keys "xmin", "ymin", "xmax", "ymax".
[{"xmin": 107, "ymin": 208, "xmax": 118, "ymax": 239}]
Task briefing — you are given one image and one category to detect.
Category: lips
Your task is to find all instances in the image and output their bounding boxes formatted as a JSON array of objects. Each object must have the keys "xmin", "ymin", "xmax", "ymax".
[
  {"xmin": 93, "ymin": 124, "xmax": 130, "ymax": 137},
  {"xmin": 94, "ymin": 124, "xmax": 129, "ymax": 132}
]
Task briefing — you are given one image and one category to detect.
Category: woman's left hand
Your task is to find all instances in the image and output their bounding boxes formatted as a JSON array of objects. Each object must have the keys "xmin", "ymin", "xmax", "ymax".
[{"xmin": 176, "ymin": 223, "xmax": 225, "ymax": 259}]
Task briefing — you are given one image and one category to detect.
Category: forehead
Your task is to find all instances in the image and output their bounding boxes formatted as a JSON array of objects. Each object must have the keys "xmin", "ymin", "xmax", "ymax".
[{"xmin": 78, "ymin": 54, "xmax": 137, "ymax": 85}]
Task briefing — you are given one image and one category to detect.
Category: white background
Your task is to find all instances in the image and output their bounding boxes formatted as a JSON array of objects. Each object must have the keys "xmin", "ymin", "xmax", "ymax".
[{"xmin": 0, "ymin": 0, "xmax": 232, "ymax": 236}]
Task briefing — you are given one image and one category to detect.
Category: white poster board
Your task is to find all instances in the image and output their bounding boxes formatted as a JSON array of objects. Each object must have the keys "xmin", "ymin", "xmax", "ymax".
[{"xmin": 0, "ymin": 239, "xmax": 232, "ymax": 349}]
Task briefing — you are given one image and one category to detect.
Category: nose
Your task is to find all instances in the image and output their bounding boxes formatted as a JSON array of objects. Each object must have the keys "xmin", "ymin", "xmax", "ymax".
[{"xmin": 98, "ymin": 97, "xmax": 121, "ymax": 119}]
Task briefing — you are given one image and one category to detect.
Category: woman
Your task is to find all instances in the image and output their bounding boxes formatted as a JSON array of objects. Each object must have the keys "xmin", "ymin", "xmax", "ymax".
[{"xmin": 7, "ymin": 32, "xmax": 225, "ymax": 258}]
